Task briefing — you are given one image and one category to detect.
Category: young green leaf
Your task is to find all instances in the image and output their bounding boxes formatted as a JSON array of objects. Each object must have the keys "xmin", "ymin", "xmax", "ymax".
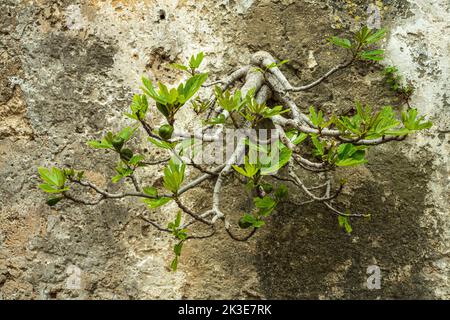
[
  {"xmin": 143, "ymin": 186, "xmax": 158, "ymax": 197},
  {"xmin": 309, "ymin": 106, "xmax": 326, "ymax": 127},
  {"xmin": 260, "ymin": 105, "xmax": 290, "ymax": 119},
  {"xmin": 111, "ymin": 162, "xmax": 133, "ymax": 183},
  {"xmin": 171, "ymin": 256, "xmax": 179, "ymax": 271},
  {"xmin": 359, "ymin": 49, "xmax": 384, "ymax": 61},
  {"xmin": 177, "ymin": 73, "xmax": 209, "ymax": 104},
  {"xmin": 163, "ymin": 159, "xmax": 186, "ymax": 193},
  {"xmin": 148, "ymin": 137, "xmax": 176, "ymax": 150},
  {"xmin": 335, "ymin": 143, "xmax": 367, "ymax": 167},
  {"xmin": 117, "ymin": 126, "xmax": 138, "ymax": 142},
  {"xmin": 143, "ymin": 197, "xmax": 172, "ymax": 208},
  {"xmin": 401, "ymin": 108, "xmax": 432, "ymax": 131},
  {"xmin": 174, "ymin": 241, "xmax": 183, "ymax": 256},
  {"xmin": 128, "ymin": 155, "xmax": 145, "ymax": 166},
  {"xmin": 39, "ymin": 184, "xmax": 69, "ymax": 193},
  {"xmin": 125, "ymin": 94, "xmax": 148, "ymax": 120},
  {"xmin": 310, "ymin": 135, "xmax": 325, "ymax": 156},
  {"xmin": 327, "ymin": 36, "xmax": 352, "ymax": 49},
  {"xmin": 286, "ymin": 130, "xmax": 308, "ymax": 145},
  {"xmin": 87, "ymin": 140, "xmax": 113, "ymax": 149},
  {"xmin": 338, "ymin": 215, "xmax": 353, "ymax": 234},
  {"xmin": 189, "ymin": 52, "xmax": 204, "ymax": 70},
  {"xmin": 254, "ymin": 195, "xmax": 276, "ymax": 216},
  {"xmin": 232, "ymin": 156, "xmax": 260, "ymax": 178},
  {"xmin": 365, "ymin": 28, "xmax": 386, "ymax": 44},
  {"xmin": 252, "ymin": 220, "xmax": 266, "ymax": 228},
  {"xmin": 204, "ymin": 114, "xmax": 226, "ymax": 125},
  {"xmin": 174, "ymin": 210, "xmax": 182, "ymax": 228},
  {"xmin": 259, "ymin": 141, "xmax": 292, "ymax": 175},
  {"xmin": 170, "ymin": 63, "xmax": 189, "ymax": 72},
  {"xmin": 274, "ymin": 184, "xmax": 288, "ymax": 200},
  {"xmin": 38, "ymin": 167, "xmax": 66, "ymax": 188}
]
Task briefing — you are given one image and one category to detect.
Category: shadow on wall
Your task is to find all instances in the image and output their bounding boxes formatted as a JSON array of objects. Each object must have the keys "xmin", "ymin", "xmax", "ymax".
[{"xmin": 256, "ymin": 149, "xmax": 435, "ymax": 299}]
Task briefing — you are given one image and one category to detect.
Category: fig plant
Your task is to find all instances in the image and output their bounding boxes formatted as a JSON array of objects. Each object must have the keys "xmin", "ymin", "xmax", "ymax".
[{"xmin": 38, "ymin": 26, "xmax": 432, "ymax": 270}]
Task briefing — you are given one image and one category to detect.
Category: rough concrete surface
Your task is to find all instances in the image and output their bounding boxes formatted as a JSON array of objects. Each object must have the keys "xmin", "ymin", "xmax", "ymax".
[{"xmin": 0, "ymin": 0, "xmax": 448, "ymax": 299}]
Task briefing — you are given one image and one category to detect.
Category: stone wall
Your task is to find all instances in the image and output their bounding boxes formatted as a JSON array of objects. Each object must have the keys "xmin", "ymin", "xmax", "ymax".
[{"xmin": 0, "ymin": 0, "xmax": 448, "ymax": 299}]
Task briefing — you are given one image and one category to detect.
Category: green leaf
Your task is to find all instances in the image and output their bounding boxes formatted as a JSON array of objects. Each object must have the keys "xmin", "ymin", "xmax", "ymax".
[
  {"xmin": 242, "ymin": 214, "xmax": 265, "ymax": 228},
  {"xmin": 354, "ymin": 25, "xmax": 371, "ymax": 44},
  {"xmin": 53, "ymin": 167, "xmax": 66, "ymax": 187},
  {"xmin": 46, "ymin": 197, "xmax": 63, "ymax": 206},
  {"xmin": 177, "ymin": 73, "xmax": 208, "ymax": 104},
  {"xmin": 215, "ymin": 88, "xmax": 243, "ymax": 113},
  {"xmin": 170, "ymin": 63, "xmax": 189, "ymax": 72},
  {"xmin": 176, "ymin": 230, "xmax": 188, "ymax": 241},
  {"xmin": 401, "ymin": 108, "xmax": 432, "ymax": 131},
  {"xmin": 365, "ymin": 28, "xmax": 386, "ymax": 44},
  {"xmin": 266, "ymin": 59, "xmax": 289, "ymax": 69},
  {"xmin": 286, "ymin": 130, "xmax": 308, "ymax": 145},
  {"xmin": 252, "ymin": 220, "xmax": 266, "ymax": 228},
  {"xmin": 360, "ymin": 49, "xmax": 384, "ymax": 61},
  {"xmin": 311, "ymin": 135, "xmax": 324, "ymax": 156},
  {"xmin": 277, "ymin": 59, "xmax": 289, "ymax": 67},
  {"xmin": 254, "ymin": 196, "xmax": 276, "ymax": 216},
  {"xmin": 143, "ymin": 186, "xmax": 158, "ymax": 196},
  {"xmin": 232, "ymin": 156, "xmax": 260, "ymax": 178},
  {"xmin": 87, "ymin": 140, "xmax": 113, "ymax": 149},
  {"xmin": 260, "ymin": 105, "xmax": 290, "ymax": 118},
  {"xmin": 148, "ymin": 137, "xmax": 176, "ymax": 149},
  {"xmin": 327, "ymin": 36, "xmax": 352, "ymax": 49},
  {"xmin": 141, "ymin": 77, "xmax": 161, "ymax": 103},
  {"xmin": 204, "ymin": 113, "xmax": 226, "ymax": 125},
  {"xmin": 76, "ymin": 171, "xmax": 85, "ymax": 180},
  {"xmin": 126, "ymin": 94, "xmax": 148, "ymax": 120},
  {"xmin": 242, "ymin": 213, "xmax": 257, "ymax": 224},
  {"xmin": 274, "ymin": 184, "xmax": 288, "ymax": 200},
  {"xmin": 335, "ymin": 143, "xmax": 367, "ymax": 167},
  {"xmin": 38, "ymin": 167, "xmax": 57, "ymax": 186},
  {"xmin": 309, "ymin": 106, "xmax": 326, "ymax": 127},
  {"xmin": 260, "ymin": 141, "xmax": 292, "ymax": 175},
  {"xmin": 111, "ymin": 162, "xmax": 133, "ymax": 183},
  {"xmin": 189, "ymin": 52, "xmax": 204, "ymax": 69},
  {"xmin": 174, "ymin": 241, "xmax": 183, "ymax": 256},
  {"xmin": 265, "ymin": 62, "xmax": 277, "ymax": 69},
  {"xmin": 156, "ymin": 102, "xmax": 170, "ymax": 118},
  {"xmin": 336, "ymin": 102, "xmax": 377, "ymax": 137},
  {"xmin": 260, "ymin": 183, "xmax": 273, "ymax": 194},
  {"xmin": 170, "ymin": 256, "xmax": 178, "ymax": 271},
  {"xmin": 254, "ymin": 196, "xmax": 276, "ymax": 209},
  {"xmin": 163, "ymin": 159, "xmax": 186, "ymax": 193},
  {"xmin": 111, "ymin": 174, "xmax": 123, "ymax": 183},
  {"xmin": 117, "ymin": 126, "xmax": 138, "ymax": 142},
  {"xmin": 129, "ymin": 155, "xmax": 145, "ymax": 166},
  {"xmin": 38, "ymin": 167, "xmax": 66, "ymax": 187},
  {"xmin": 143, "ymin": 197, "xmax": 172, "ymax": 208},
  {"xmin": 39, "ymin": 184, "xmax": 69, "ymax": 193},
  {"xmin": 232, "ymin": 165, "xmax": 249, "ymax": 177},
  {"xmin": 338, "ymin": 215, "xmax": 352, "ymax": 234},
  {"xmin": 175, "ymin": 211, "xmax": 182, "ymax": 228}
]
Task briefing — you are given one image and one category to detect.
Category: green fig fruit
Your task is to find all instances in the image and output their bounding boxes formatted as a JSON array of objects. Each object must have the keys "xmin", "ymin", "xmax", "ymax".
[
  {"xmin": 158, "ymin": 124, "xmax": 174, "ymax": 140},
  {"xmin": 120, "ymin": 148, "xmax": 133, "ymax": 161}
]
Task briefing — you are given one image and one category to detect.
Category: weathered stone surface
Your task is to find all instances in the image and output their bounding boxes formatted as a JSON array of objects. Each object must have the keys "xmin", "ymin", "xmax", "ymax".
[{"xmin": 0, "ymin": 0, "xmax": 448, "ymax": 299}]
